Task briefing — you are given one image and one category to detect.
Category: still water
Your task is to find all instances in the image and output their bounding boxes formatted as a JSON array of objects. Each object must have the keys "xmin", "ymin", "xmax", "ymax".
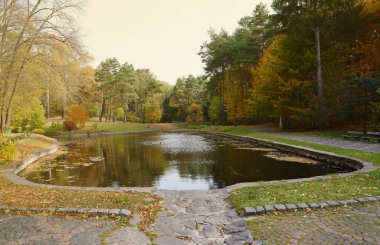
[{"xmin": 21, "ymin": 132, "xmax": 342, "ymax": 190}]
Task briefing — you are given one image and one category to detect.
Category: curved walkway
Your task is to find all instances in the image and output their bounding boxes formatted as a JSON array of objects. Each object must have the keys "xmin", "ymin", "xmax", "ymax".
[{"xmin": 256, "ymin": 131, "xmax": 380, "ymax": 153}]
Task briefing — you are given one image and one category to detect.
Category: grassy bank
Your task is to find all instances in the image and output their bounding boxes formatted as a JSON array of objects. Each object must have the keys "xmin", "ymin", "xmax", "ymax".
[
  {"xmin": 205, "ymin": 127, "xmax": 380, "ymax": 210},
  {"xmin": 84, "ymin": 121, "xmax": 152, "ymax": 132}
]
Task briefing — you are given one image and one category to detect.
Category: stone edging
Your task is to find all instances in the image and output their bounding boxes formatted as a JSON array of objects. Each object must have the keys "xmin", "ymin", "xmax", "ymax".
[
  {"xmin": 242, "ymin": 196, "xmax": 380, "ymax": 217},
  {"xmin": 0, "ymin": 205, "xmax": 132, "ymax": 217},
  {"xmin": 13, "ymin": 135, "xmax": 59, "ymax": 174},
  {"xmin": 2, "ymin": 131, "xmax": 377, "ymax": 194},
  {"xmin": 198, "ymin": 132, "xmax": 377, "ymax": 192}
]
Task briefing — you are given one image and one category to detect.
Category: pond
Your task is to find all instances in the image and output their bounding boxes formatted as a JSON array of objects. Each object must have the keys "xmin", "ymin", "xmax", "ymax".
[{"xmin": 20, "ymin": 132, "xmax": 345, "ymax": 190}]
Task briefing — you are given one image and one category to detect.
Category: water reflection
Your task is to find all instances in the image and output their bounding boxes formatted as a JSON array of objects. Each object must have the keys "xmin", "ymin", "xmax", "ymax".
[{"xmin": 21, "ymin": 132, "xmax": 343, "ymax": 190}]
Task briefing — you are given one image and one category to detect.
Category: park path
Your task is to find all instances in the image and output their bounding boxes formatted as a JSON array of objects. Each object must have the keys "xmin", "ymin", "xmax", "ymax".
[
  {"xmin": 149, "ymin": 189, "xmax": 254, "ymax": 245},
  {"xmin": 253, "ymin": 129, "xmax": 380, "ymax": 153},
  {"xmin": 1, "ymin": 201, "xmax": 379, "ymax": 244}
]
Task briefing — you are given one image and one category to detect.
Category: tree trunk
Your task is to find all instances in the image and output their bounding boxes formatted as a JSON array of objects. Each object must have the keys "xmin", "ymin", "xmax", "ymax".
[
  {"xmin": 220, "ymin": 68, "xmax": 225, "ymax": 125},
  {"xmin": 123, "ymin": 107, "xmax": 127, "ymax": 124},
  {"xmin": 62, "ymin": 91, "xmax": 67, "ymax": 119},
  {"xmin": 46, "ymin": 89, "xmax": 50, "ymax": 119},
  {"xmin": 99, "ymin": 93, "xmax": 105, "ymax": 122},
  {"xmin": 363, "ymin": 87, "xmax": 368, "ymax": 133},
  {"xmin": 315, "ymin": 27, "xmax": 325, "ymax": 129},
  {"xmin": 112, "ymin": 110, "xmax": 116, "ymax": 123}
]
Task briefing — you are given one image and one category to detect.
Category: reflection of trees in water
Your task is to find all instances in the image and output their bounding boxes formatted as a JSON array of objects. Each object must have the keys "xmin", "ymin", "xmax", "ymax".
[
  {"xmin": 25, "ymin": 133, "xmax": 340, "ymax": 189},
  {"xmin": 96, "ymin": 135, "xmax": 168, "ymax": 187},
  {"xmin": 167, "ymin": 153, "xmax": 214, "ymax": 181}
]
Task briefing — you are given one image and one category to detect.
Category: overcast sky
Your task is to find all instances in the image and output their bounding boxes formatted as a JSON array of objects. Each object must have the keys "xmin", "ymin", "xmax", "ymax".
[{"xmin": 80, "ymin": 0, "xmax": 273, "ymax": 84}]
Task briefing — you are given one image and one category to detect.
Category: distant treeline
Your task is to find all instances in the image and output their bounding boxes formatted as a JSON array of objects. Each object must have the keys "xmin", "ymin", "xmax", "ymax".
[{"xmin": 1, "ymin": 0, "xmax": 379, "ymax": 134}]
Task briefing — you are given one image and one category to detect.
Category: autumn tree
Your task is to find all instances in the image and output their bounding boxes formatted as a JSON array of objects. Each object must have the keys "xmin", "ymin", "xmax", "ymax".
[
  {"xmin": 66, "ymin": 104, "xmax": 89, "ymax": 128},
  {"xmin": 271, "ymin": 0, "xmax": 368, "ymax": 128},
  {"xmin": 186, "ymin": 103, "xmax": 204, "ymax": 124},
  {"xmin": 0, "ymin": 0, "xmax": 83, "ymax": 134}
]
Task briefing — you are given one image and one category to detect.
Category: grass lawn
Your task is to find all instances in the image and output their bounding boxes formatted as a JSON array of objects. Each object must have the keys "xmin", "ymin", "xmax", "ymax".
[
  {"xmin": 84, "ymin": 121, "xmax": 152, "ymax": 132},
  {"xmin": 204, "ymin": 127, "xmax": 380, "ymax": 210},
  {"xmin": 43, "ymin": 120, "xmax": 183, "ymax": 135}
]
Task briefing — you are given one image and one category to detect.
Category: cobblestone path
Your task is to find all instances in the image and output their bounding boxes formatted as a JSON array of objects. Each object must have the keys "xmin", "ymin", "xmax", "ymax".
[
  {"xmin": 0, "ymin": 214, "xmax": 116, "ymax": 244},
  {"xmin": 1, "ymin": 200, "xmax": 379, "ymax": 244},
  {"xmin": 256, "ymin": 131, "xmax": 380, "ymax": 153},
  {"xmin": 149, "ymin": 189, "xmax": 254, "ymax": 245},
  {"xmin": 246, "ymin": 202, "xmax": 380, "ymax": 244},
  {"xmin": 0, "ymin": 213, "xmax": 153, "ymax": 245}
]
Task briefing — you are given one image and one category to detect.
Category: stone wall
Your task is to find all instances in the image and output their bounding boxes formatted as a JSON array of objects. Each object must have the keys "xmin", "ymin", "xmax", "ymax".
[{"xmin": 202, "ymin": 132, "xmax": 372, "ymax": 172}]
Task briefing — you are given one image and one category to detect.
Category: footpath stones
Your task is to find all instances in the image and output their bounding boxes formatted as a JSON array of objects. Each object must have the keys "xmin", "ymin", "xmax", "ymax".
[
  {"xmin": 0, "ymin": 206, "xmax": 132, "ymax": 218},
  {"xmin": 326, "ymin": 201, "xmax": 339, "ymax": 206},
  {"xmin": 296, "ymin": 203, "xmax": 309, "ymax": 209},
  {"xmin": 225, "ymin": 230, "xmax": 254, "ymax": 245},
  {"xmin": 242, "ymin": 196, "xmax": 380, "ymax": 217},
  {"xmin": 319, "ymin": 202, "xmax": 328, "ymax": 208},
  {"xmin": 151, "ymin": 189, "xmax": 254, "ymax": 245},
  {"xmin": 264, "ymin": 205, "xmax": 275, "ymax": 212},
  {"xmin": 106, "ymin": 226, "xmax": 150, "ymax": 245},
  {"xmin": 255, "ymin": 206, "xmax": 265, "ymax": 214},
  {"xmin": 223, "ymin": 220, "xmax": 247, "ymax": 233},
  {"xmin": 285, "ymin": 204, "xmax": 297, "ymax": 210},
  {"xmin": 129, "ymin": 212, "xmax": 142, "ymax": 225},
  {"xmin": 108, "ymin": 209, "xmax": 121, "ymax": 216},
  {"xmin": 274, "ymin": 204, "xmax": 286, "ymax": 211},
  {"xmin": 119, "ymin": 209, "xmax": 132, "ymax": 217},
  {"xmin": 244, "ymin": 207, "xmax": 256, "ymax": 216},
  {"xmin": 309, "ymin": 203, "xmax": 320, "ymax": 209}
]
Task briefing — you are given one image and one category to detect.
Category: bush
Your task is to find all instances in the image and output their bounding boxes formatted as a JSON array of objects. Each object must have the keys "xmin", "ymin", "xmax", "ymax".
[
  {"xmin": 125, "ymin": 112, "xmax": 140, "ymax": 123},
  {"xmin": 92, "ymin": 123, "xmax": 98, "ymax": 130},
  {"xmin": 31, "ymin": 128, "xmax": 45, "ymax": 134},
  {"xmin": 12, "ymin": 98, "xmax": 45, "ymax": 132},
  {"xmin": 44, "ymin": 122, "xmax": 62, "ymax": 135},
  {"xmin": 63, "ymin": 120, "xmax": 78, "ymax": 131},
  {"xmin": 66, "ymin": 105, "xmax": 89, "ymax": 128},
  {"xmin": 0, "ymin": 137, "xmax": 16, "ymax": 164},
  {"xmin": 186, "ymin": 103, "xmax": 204, "ymax": 124}
]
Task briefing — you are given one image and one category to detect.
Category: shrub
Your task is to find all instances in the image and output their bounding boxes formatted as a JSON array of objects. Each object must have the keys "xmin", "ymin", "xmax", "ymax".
[
  {"xmin": 44, "ymin": 122, "xmax": 63, "ymax": 135},
  {"xmin": 92, "ymin": 123, "xmax": 98, "ymax": 130},
  {"xmin": 116, "ymin": 107, "xmax": 125, "ymax": 121},
  {"xmin": 63, "ymin": 120, "xmax": 78, "ymax": 131},
  {"xmin": 66, "ymin": 105, "xmax": 89, "ymax": 128},
  {"xmin": 186, "ymin": 103, "xmax": 204, "ymax": 124},
  {"xmin": 31, "ymin": 128, "xmax": 45, "ymax": 134},
  {"xmin": 0, "ymin": 137, "xmax": 16, "ymax": 164},
  {"xmin": 12, "ymin": 98, "xmax": 45, "ymax": 132}
]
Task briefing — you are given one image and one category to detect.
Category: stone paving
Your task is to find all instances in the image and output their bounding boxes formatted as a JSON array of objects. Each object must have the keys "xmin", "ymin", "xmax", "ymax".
[
  {"xmin": 246, "ymin": 202, "xmax": 380, "ymax": 244},
  {"xmin": 0, "ymin": 214, "xmax": 115, "ymax": 244},
  {"xmin": 148, "ymin": 189, "xmax": 254, "ymax": 245},
  {"xmin": 1, "ymin": 199, "xmax": 379, "ymax": 244},
  {"xmin": 0, "ymin": 213, "xmax": 152, "ymax": 245},
  {"xmin": 259, "ymin": 131, "xmax": 380, "ymax": 153}
]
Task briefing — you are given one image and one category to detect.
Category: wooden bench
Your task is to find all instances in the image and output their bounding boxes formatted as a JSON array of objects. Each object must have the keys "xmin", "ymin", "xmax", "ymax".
[
  {"xmin": 342, "ymin": 131, "xmax": 363, "ymax": 141},
  {"xmin": 361, "ymin": 131, "xmax": 380, "ymax": 143}
]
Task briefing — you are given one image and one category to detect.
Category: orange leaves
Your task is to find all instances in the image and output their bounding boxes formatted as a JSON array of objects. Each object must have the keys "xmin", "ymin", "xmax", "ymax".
[{"xmin": 66, "ymin": 105, "xmax": 89, "ymax": 129}]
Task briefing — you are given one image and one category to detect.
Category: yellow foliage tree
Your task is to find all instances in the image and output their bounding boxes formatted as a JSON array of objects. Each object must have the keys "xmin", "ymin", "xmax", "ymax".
[
  {"xmin": 66, "ymin": 105, "xmax": 89, "ymax": 128},
  {"xmin": 186, "ymin": 103, "xmax": 204, "ymax": 124}
]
